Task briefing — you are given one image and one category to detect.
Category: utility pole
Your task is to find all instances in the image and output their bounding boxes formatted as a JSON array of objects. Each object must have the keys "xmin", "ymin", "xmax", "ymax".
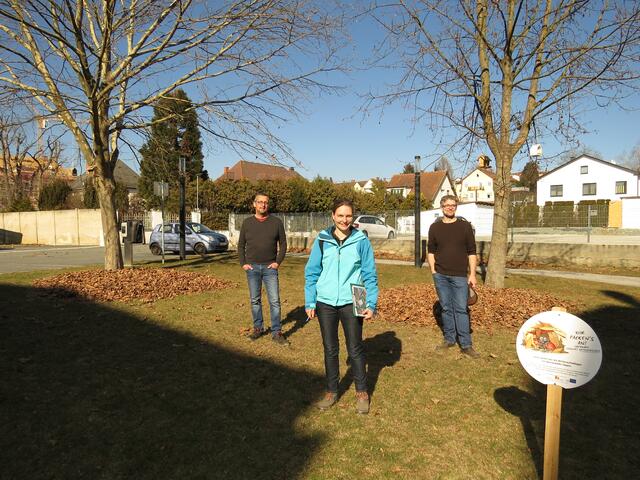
[{"xmin": 414, "ymin": 155, "xmax": 421, "ymax": 268}]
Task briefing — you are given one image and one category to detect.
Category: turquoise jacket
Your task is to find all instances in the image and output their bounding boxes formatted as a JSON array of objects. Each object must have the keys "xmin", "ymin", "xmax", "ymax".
[{"xmin": 304, "ymin": 227, "xmax": 379, "ymax": 311}]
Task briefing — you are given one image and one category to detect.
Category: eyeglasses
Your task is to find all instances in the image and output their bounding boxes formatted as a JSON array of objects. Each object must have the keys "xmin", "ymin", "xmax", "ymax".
[
  {"xmin": 442, "ymin": 204, "xmax": 457, "ymax": 208},
  {"xmin": 255, "ymin": 201, "xmax": 269, "ymax": 205}
]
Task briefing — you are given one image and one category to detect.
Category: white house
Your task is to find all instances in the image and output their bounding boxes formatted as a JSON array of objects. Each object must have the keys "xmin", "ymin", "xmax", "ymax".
[
  {"xmin": 536, "ymin": 154, "xmax": 639, "ymax": 206},
  {"xmin": 386, "ymin": 170, "xmax": 455, "ymax": 206},
  {"xmin": 353, "ymin": 179, "xmax": 376, "ymax": 194},
  {"xmin": 458, "ymin": 155, "xmax": 495, "ymax": 203}
]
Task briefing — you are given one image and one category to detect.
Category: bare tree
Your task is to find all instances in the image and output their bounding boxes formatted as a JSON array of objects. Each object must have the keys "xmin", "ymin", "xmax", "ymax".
[
  {"xmin": 0, "ymin": 111, "xmax": 63, "ymax": 209},
  {"xmin": 366, "ymin": 0, "xmax": 640, "ymax": 287},
  {"xmin": 433, "ymin": 155, "xmax": 454, "ymax": 179},
  {"xmin": 0, "ymin": 0, "xmax": 343, "ymax": 269}
]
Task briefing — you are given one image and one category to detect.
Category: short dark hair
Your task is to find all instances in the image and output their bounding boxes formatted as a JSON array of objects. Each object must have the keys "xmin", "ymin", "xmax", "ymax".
[
  {"xmin": 254, "ymin": 192, "xmax": 269, "ymax": 201},
  {"xmin": 440, "ymin": 195, "xmax": 458, "ymax": 207},
  {"xmin": 332, "ymin": 198, "xmax": 354, "ymax": 213}
]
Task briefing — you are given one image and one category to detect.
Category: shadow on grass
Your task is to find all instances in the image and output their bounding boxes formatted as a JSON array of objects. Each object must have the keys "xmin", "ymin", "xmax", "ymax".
[
  {"xmin": 494, "ymin": 289, "xmax": 640, "ymax": 479},
  {"xmin": 282, "ymin": 306, "xmax": 310, "ymax": 339},
  {"xmin": 0, "ymin": 283, "xmax": 325, "ymax": 479},
  {"xmin": 338, "ymin": 331, "xmax": 402, "ymax": 399}
]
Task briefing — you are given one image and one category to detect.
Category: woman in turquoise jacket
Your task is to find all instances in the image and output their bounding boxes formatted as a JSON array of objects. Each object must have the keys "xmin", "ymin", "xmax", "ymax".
[{"xmin": 305, "ymin": 199, "xmax": 379, "ymax": 414}]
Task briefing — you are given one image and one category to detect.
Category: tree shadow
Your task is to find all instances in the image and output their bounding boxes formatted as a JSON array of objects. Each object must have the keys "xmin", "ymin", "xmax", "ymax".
[
  {"xmin": 0, "ymin": 283, "xmax": 325, "ymax": 479},
  {"xmin": 338, "ymin": 331, "xmax": 402, "ymax": 399},
  {"xmin": 494, "ymin": 386, "xmax": 545, "ymax": 479},
  {"xmin": 494, "ymin": 289, "xmax": 640, "ymax": 479}
]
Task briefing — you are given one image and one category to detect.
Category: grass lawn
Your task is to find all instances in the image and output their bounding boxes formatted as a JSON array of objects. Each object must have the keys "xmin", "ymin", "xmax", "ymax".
[{"xmin": 1, "ymin": 255, "xmax": 639, "ymax": 479}]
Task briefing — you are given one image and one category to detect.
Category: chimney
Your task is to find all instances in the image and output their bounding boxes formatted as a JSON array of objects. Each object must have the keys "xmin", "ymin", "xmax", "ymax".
[
  {"xmin": 289, "ymin": 167, "xmax": 294, "ymax": 171},
  {"xmin": 223, "ymin": 166, "xmax": 229, "ymax": 177}
]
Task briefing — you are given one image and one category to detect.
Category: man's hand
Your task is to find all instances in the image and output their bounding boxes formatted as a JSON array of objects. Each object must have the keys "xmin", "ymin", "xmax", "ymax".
[
  {"xmin": 305, "ymin": 308, "xmax": 315, "ymax": 319},
  {"xmin": 468, "ymin": 273, "xmax": 477, "ymax": 288},
  {"xmin": 268, "ymin": 262, "xmax": 279, "ymax": 269},
  {"xmin": 363, "ymin": 308, "xmax": 374, "ymax": 321},
  {"xmin": 242, "ymin": 264, "xmax": 253, "ymax": 271}
]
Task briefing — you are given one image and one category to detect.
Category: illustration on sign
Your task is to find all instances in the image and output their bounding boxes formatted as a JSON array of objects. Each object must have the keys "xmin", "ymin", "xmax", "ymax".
[
  {"xmin": 516, "ymin": 311, "xmax": 602, "ymax": 389},
  {"xmin": 521, "ymin": 322, "xmax": 567, "ymax": 353}
]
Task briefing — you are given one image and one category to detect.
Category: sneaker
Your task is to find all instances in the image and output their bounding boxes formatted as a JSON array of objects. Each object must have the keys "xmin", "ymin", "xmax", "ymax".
[
  {"xmin": 272, "ymin": 331, "xmax": 290, "ymax": 346},
  {"xmin": 435, "ymin": 340, "xmax": 456, "ymax": 351},
  {"xmin": 355, "ymin": 391, "xmax": 370, "ymax": 415},
  {"xmin": 248, "ymin": 327, "xmax": 265, "ymax": 340},
  {"xmin": 461, "ymin": 347, "xmax": 480, "ymax": 358},
  {"xmin": 316, "ymin": 392, "xmax": 338, "ymax": 410}
]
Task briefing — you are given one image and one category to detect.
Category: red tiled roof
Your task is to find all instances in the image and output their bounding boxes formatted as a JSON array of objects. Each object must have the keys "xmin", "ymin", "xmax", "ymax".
[
  {"xmin": 387, "ymin": 171, "xmax": 451, "ymax": 201},
  {"xmin": 216, "ymin": 160, "xmax": 303, "ymax": 182}
]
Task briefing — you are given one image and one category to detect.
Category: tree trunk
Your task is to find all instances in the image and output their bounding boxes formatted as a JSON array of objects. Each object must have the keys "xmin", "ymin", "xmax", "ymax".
[
  {"xmin": 485, "ymin": 152, "xmax": 512, "ymax": 288},
  {"xmin": 95, "ymin": 170, "xmax": 123, "ymax": 270}
]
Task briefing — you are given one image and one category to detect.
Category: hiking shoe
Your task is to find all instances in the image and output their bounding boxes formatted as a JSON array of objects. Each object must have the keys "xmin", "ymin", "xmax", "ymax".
[
  {"xmin": 355, "ymin": 391, "xmax": 370, "ymax": 415},
  {"xmin": 272, "ymin": 331, "xmax": 290, "ymax": 346},
  {"xmin": 435, "ymin": 340, "xmax": 456, "ymax": 351},
  {"xmin": 248, "ymin": 328, "xmax": 265, "ymax": 340},
  {"xmin": 461, "ymin": 347, "xmax": 480, "ymax": 359},
  {"xmin": 316, "ymin": 392, "xmax": 338, "ymax": 410}
]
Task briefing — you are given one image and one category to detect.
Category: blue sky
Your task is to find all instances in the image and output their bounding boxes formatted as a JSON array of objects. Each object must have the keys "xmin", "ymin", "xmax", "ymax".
[{"xmin": 198, "ymin": 12, "xmax": 640, "ymax": 183}]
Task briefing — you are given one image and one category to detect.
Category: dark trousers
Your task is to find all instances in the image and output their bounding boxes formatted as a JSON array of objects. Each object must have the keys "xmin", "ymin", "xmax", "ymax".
[{"xmin": 316, "ymin": 301, "xmax": 367, "ymax": 393}]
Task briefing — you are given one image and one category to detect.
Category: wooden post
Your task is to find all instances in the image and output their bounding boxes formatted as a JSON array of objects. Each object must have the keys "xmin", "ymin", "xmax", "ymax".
[{"xmin": 543, "ymin": 306, "xmax": 566, "ymax": 480}]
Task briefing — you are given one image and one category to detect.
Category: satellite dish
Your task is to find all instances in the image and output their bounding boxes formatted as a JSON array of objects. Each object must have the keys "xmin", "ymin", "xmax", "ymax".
[{"xmin": 530, "ymin": 144, "xmax": 543, "ymax": 157}]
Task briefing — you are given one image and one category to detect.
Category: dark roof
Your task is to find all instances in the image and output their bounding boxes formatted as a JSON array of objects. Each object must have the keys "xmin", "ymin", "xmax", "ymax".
[
  {"xmin": 386, "ymin": 171, "xmax": 452, "ymax": 202},
  {"xmin": 216, "ymin": 160, "xmax": 303, "ymax": 182},
  {"xmin": 538, "ymin": 154, "xmax": 639, "ymax": 179},
  {"xmin": 70, "ymin": 160, "xmax": 139, "ymax": 191}
]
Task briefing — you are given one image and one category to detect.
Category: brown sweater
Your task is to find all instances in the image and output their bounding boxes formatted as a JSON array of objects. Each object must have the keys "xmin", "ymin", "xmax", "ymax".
[
  {"xmin": 427, "ymin": 219, "xmax": 476, "ymax": 277},
  {"xmin": 238, "ymin": 215, "xmax": 287, "ymax": 265}
]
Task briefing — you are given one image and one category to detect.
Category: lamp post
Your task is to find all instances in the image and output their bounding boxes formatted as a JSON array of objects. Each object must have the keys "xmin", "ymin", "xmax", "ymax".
[
  {"xmin": 414, "ymin": 155, "xmax": 421, "ymax": 268},
  {"xmin": 179, "ymin": 154, "xmax": 186, "ymax": 260}
]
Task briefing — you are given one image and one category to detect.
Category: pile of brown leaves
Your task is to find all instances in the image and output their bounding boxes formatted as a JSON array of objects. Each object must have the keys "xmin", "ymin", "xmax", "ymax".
[
  {"xmin": 377, "ymin": 283, "xmax": 577, "ymax": 330},
  {"xmin": 33, "ymin": 268, "xmax": 237, "ymax": 303}
]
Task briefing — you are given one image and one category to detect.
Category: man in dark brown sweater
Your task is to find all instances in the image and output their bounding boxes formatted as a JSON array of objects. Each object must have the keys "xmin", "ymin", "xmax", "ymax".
[
  {"xmin": 238, "ymin": 193, "xmax": 288, "ymax": 345},
  {"xmin": 427, "ymin": 195, "xmax": 479, "ymax": 358}
]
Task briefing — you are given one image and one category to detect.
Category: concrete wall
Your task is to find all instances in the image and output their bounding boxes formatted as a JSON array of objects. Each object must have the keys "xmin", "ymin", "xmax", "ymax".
[
  {"xmin": 287, "ymin": 236, "xmax": 639, "ymax": 269},
  {"xmin": 0, "ymin": 209, "xmax": 102, "ymax": 245}
]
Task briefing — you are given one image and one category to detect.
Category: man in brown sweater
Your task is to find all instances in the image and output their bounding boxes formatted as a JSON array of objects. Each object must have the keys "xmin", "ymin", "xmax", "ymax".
[
  {"xmin": 427, "ymin": 195, "xmax": 479, "ymax": 358},
  {"xmin": 238, "ymin": 193, "xmax": 288, "ymax": 345}
]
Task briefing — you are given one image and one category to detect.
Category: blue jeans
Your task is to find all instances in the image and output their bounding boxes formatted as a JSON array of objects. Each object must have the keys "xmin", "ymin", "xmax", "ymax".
[
  {"xmin": 246, "ymin": 264, "xmax": 281, "ymax": 335},
  {"xmin": 433, "ymin": 273, "xmax": 472, "ymax": 348}
]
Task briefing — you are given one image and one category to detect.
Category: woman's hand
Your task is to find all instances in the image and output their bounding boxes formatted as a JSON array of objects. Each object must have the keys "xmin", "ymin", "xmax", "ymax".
[
  {"xmin": 305, "ymin": 308, "xmax": 315, "ymax": 320},
  {"xmin": 363, "ymin": 308, "xmax": 374, "ymax": 321}
]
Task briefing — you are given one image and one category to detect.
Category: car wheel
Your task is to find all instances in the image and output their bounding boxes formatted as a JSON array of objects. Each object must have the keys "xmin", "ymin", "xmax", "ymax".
[
  {"xmin": 387, "ymin": 231, "xmax": 395, "ymax": 239},
  {"xmin": 150, "ymin": 243, "xmax": 162, "ymax": 255},
  {"xmin": 194, "ymin": 243, "xmax": 207, "ymax": 257}
]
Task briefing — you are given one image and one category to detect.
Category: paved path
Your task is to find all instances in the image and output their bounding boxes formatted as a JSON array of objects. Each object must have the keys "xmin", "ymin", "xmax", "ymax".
[{"xmin": 1, "ymin": 246, "xmax": 638, "ymax": 288}]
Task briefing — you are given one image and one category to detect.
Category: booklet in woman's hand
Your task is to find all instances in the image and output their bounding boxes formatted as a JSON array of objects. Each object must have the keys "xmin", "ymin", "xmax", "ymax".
[{"xmin": 351, "ymin": 284, "xmax": 367, "ymax": 317}]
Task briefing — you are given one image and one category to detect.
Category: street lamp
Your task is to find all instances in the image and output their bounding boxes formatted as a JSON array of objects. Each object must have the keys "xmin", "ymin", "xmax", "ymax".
[
  {"xmin": 414, "ymin": 155, "xmax": 421, "ymax": 268},
  {"xmin": 179, "ymin": 154, "xmax": 186, "ymax": 260}
]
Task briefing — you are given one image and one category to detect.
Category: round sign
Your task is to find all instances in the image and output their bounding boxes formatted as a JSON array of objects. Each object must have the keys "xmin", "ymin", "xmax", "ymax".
[{"xmin": 516, "ymin": 310, "xmax": 602, "ymax": 389}]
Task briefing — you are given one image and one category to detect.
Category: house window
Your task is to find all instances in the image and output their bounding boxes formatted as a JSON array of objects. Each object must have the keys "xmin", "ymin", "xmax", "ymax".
[
  {"xmin": 580, "ymin": 165, "xmax": 588, "ymax": 174},
  {"xmin": 390, "ymin": 188, "xmax": 403, "ymax": 195},
  {"xmin": 550, "ymin": 185, "xmax": 563, "ymax": 197},
  {"xmin": 582, "ymin": 183, "xmax": 596, "ymax": 196},
  {"xmin": 615, "ymin": 181, "xmax": 627, "ymax": 194}
]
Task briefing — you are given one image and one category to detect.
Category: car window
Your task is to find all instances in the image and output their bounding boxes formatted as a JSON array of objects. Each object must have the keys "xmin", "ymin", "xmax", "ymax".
[
  {"xmin": 189, "ymin": 223, "xmax": 214, "ymax": 233},
  {"xmin": 375, "ymin": 218, "xmax": 384, "ymax": 225},
  {"xmin": 361, "ymin": 217, "xmax": 371, "ymax": 224},
  {"xmin": 185, "ymin": 227, "xmax": 194, "ymax": 235},
  {"xmin": 162, "ymin": 224, "xmax": 173, "ymax": 234}
]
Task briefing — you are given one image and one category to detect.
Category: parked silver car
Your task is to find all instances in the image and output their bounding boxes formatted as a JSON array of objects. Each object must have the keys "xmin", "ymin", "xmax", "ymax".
[
  {"xmin": 352, "ymin": 215, "xmax": 396, "ymax": 239},
  {"xmin": 149, "ymin": 222, "xmax": 228, "ymax": 256}
]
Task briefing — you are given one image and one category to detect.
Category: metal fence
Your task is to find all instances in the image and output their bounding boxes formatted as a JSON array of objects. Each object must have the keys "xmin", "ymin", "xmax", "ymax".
[
  {"xmin": 509, "ymin": 201, "xmax": 609, "ymax": 228},
  {"xmin": 229, "ymin": 210, "xmax": 414, "ymax": 234}
]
